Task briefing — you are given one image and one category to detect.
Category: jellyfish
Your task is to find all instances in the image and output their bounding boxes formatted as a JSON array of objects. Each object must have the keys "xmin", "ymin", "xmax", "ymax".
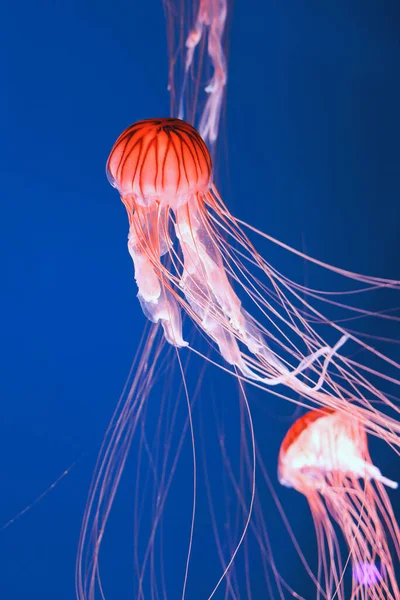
[
  {"xmin": 106, "ymin": 117, "xmax": 400, "ymax": 448},
  {"xmin": 278, "ymin": 408, "xmax": 400, "ymax": 599},
  {"xmin": 106, "ymin": 117, "xmax": 351, "ymax": 385}
]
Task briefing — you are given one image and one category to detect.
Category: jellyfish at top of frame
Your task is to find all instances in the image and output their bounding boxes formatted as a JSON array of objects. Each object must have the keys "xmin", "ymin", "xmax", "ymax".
[
  {"xmin": 278, "ymin": 408, "xmax": 400, "ymax": 600},
  {"xmin": 106, "ymin": 117, "xmax": 400, "ymax": 448}
]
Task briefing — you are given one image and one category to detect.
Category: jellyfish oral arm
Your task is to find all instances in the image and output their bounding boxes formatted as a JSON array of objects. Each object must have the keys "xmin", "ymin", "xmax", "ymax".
[
  {"xmin": 280, "ymin": 454, "xmax": 398, "ymax": 491},
  {"xmin": 366, "ymin": 465, "xmax": 398, "ymax": 490},
  {"xmin": 175, "ymin": 200, "xmax": 250, "ymax": 366},
  {"xmin": 127, "ymin": 226, "xmax": 161, "ymax": 303},
  {"xmin": 180, "ymin": 0, "xmax": 228, "ymax": 144},
  {"xmin": 127, "ymin": 219, "xmax": 187, "ymax": 348}
]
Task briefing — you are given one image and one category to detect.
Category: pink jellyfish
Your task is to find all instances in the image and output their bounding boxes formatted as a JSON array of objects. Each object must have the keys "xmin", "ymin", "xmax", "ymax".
[{"xmin": 278, "ymin": 408, "xmax": 400, "ymax": 599}]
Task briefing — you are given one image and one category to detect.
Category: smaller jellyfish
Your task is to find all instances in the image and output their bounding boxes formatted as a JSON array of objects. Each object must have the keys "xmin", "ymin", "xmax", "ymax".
[{"xmin": 278, "ymin": 408, "xmax": 400, "ymax": 599}]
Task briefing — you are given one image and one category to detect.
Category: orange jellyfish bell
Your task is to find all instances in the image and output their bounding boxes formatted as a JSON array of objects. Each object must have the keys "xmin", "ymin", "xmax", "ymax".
[
  {"xmin": 107, "ymin": 118, "xmax": 212, "ymax": 208},
  {"xmin": 278, "ymin": 409, "xmax": 400, "ymax": 599}
]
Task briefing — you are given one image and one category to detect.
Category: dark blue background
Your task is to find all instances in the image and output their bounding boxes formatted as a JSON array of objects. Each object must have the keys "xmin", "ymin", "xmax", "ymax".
[{"xmin": 2, "ymin": 1, "xmax": 399, "ymax": 598}]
